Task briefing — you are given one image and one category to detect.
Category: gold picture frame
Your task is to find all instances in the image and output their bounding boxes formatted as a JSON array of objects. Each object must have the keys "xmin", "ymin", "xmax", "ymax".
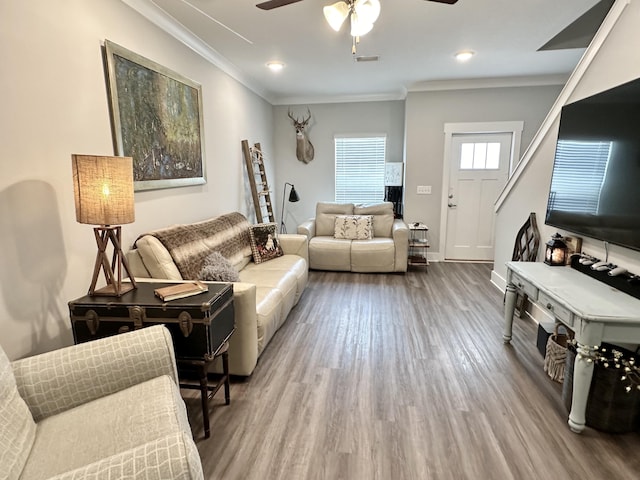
[{"xmin": 104, "ymin": 40, "xmax": 206, "ymax": 191}]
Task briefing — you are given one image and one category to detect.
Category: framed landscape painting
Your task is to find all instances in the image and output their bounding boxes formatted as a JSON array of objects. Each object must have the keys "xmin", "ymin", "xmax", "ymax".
[{"xmin": 104, "ymin": 40, "xmax": 206, "ymax": 191}]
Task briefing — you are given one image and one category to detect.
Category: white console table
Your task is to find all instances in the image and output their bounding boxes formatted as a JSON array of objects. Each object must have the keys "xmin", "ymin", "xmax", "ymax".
[{"xmin": 504, "ymin": 261, "xmax": 640, "ymax": 433}]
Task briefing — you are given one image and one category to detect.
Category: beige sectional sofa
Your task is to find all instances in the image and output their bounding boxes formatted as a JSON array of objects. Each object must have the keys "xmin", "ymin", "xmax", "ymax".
[
  {"xmin": 1, "ymin": 325, "xmax": 203, "ymax": 480},
  {"xmin": 298, "ymin": 202, "xmax": 409, "ymax": 273},
  {"xmin": 126, "ymin": 212, "xmax": 308, "ymax": 376}
]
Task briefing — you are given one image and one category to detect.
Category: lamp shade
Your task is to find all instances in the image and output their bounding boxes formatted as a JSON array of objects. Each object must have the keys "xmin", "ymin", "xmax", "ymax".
[
  {"xmin": 72, "ymin": 154, "xmax": 135, "ymax": 226},
  {"xmin": 355, "ymin": 0, "xmax": 380, "ymax": 24},
  {"xmin": 350, "ymin": 13, "xmax": 373, "ymax": 37},
  {"xmin": 323, "ymin": 1, "xmax": 350, "ymax": 31},
  {"xmin": 288, "ymin": 185, "xmax": 300, "ymax": 202}
]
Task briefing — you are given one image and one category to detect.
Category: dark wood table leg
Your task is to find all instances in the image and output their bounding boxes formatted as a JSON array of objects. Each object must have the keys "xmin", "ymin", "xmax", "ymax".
[
  {"xmin": 222, "ymin": 349, "xmax": 230, "ymax": 405},
  {"xmin": 178, "ymin": 341, "xmax": 232, "ymax": 439},
  {"xmin": 199, "ymin": 364, "xmax": 211, "ymax": 439}
]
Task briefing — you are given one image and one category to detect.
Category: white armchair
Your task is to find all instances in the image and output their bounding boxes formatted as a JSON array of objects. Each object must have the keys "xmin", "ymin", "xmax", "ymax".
[{"xmin": 1, "ymin": 325, "xmax": 203, "ymax": 480}]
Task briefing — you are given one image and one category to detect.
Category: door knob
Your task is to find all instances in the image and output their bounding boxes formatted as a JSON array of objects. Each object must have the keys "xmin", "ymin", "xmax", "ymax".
[{"xmin": 448, "ymin": 203, "xmax": 457, "ymax": 208}]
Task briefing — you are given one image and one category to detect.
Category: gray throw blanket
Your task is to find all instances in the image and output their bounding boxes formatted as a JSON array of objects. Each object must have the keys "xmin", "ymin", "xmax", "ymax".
[{"xmin": 137, "ymin": 212, "xmax": 252, "ymax": 280}]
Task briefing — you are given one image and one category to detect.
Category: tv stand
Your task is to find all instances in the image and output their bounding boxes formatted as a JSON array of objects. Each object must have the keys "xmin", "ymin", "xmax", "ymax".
[{"xmin": 504, "ymin": 261, "xmax": 640, "ymax": 433}]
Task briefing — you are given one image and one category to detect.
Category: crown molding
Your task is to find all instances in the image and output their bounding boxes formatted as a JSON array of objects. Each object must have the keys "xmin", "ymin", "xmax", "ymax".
[
  {"xmin": 271, "ymin": 89, "xmax": 407, "ymax": 106},
  {"xmin": 409, "ymin": 74, "xmax": 570, "ymax": 93}
]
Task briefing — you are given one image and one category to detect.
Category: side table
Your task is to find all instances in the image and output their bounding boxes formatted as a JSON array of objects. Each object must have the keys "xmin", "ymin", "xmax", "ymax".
[
  {"xmin": 408, "ymin": 222, "xmax": 429, "ymax": 268},
  {"xmin": 177, "ymin": 342, "xmax": 231, "ymax": 439},
  {"xmin": 68, "ymin": 281, "xmax": 235, "ymax": 438}
]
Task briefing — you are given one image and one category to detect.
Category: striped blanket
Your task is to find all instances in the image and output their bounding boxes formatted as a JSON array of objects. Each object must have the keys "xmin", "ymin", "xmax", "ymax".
[{"xmin": 138, "ymin": 212, "xmax": 252, "ymax": 280}]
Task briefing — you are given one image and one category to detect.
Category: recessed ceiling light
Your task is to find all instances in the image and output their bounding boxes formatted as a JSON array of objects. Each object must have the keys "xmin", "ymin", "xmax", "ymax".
[
  {"xmin": 266, "ymin": 61, "xmax": 285, "ymax": 72},
  {"xmin": 454, "ymin": 51, "xmax": 475, "ymax": 62}
]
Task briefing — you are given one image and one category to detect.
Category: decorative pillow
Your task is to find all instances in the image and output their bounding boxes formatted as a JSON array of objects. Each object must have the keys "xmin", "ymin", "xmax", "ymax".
[
  {"xmin": 248, "ymin": 223, "xmax": 284, "ymax": 264},
  {"xmin": 334, "ymin": 215, "xmax": 374, "ymax": 240},
  {"xmin": 198, "ymin": 251, "xmax": 240, "ymax": 282}
]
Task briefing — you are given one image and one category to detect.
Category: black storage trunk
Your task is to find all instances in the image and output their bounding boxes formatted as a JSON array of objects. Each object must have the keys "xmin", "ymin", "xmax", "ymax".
[{"xmin": 69, "ymin": 282, "xmax": 234, "ymax": 360}]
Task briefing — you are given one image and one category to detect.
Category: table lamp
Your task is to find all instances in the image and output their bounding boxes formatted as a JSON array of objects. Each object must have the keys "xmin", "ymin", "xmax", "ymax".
[{"xmin": 72, "ymin": 154, "xmax": 137, "ymax": 296}]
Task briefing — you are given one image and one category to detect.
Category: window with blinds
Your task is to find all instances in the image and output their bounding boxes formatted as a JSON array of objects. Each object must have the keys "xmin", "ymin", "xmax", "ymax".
[
  {"xmin": 334, "ymin": 135, "xmax": 386, "ymax": 204},
  {"xmin": 548, "ymin": 140, "xmax": 611, "ymax": 214}
]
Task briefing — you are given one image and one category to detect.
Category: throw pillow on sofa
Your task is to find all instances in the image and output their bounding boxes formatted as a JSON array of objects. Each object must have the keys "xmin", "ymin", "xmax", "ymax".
[
  {"xmin": 199, "ymin": 251, "xmax": 240, "ymax": 282},
  {"xmin": 334, "ymin": 215, "xmax": 374, "ymax": 240},
  {"xmin": 248, "ymin": 223, "xmax": 284, "ymax": 264}
]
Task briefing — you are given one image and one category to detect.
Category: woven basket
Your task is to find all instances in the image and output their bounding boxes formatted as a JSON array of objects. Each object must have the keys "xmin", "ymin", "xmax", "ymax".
[
  {"xmin": 544, "ymin": 323, "xmax": 572, "ymax": 383},
  {"xmin": 563, "ymin": 342, "xmax": 640, "ymax": 434}
]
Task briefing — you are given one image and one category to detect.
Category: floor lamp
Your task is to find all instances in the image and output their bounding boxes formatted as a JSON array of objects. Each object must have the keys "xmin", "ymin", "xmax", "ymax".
[
  {"xmin": 280, "ymin": 182, "xmax": 300, "ymax": 233},
  {"xmin": 72, "ymin": 154, "xmax": 137, "ymax": 296}
]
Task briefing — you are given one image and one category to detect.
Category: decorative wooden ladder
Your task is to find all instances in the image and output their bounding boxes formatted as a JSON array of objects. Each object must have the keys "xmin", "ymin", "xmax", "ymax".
[{"xmin": 242, "ymin": 139, "xmax": 275, "ymax": 223}]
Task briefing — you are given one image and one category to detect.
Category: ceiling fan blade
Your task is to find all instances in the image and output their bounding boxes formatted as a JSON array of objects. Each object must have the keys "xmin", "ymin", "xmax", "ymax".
[
  {"xmin": 426, "ymin": 0, "xmax": 459, "ymax": 4},
  {"xmin": 256, "ymin": 0, "xmax": 304, "ymax": 10}
]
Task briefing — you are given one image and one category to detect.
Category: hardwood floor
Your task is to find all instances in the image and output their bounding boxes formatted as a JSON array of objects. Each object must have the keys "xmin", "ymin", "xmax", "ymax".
[{"xmin": 182, "ymin": 263, "xmax": 640, "ymax": 479}]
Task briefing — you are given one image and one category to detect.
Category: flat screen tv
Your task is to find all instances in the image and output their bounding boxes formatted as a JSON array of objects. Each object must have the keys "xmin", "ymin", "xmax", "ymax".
[{"xmin": 545, "ymin": 77, "xmax": 640, "ymax": 251}]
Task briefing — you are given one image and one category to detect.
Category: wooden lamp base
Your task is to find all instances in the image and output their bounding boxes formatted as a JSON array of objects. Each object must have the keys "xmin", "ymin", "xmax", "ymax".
[{"xmin": 89, "ymin": 225, "xmax": 137, "ymax": 297}]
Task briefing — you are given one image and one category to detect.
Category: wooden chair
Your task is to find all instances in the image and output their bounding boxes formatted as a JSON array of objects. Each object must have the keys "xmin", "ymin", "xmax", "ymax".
[{"xmin": 512, "ymin": 212, "xmax": 540, "ymax": 317}]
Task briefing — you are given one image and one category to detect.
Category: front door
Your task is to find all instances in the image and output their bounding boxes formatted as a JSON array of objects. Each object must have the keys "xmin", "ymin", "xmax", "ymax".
[{"xmin": 444, "ymin": 133, "xmax": 511, "ymax": 261}]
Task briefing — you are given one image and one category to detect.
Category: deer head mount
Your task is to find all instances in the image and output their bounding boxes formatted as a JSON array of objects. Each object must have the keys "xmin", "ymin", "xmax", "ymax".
[{"xmin": 288, "ymin": 108, "xmax": 315, "ymax": 164}]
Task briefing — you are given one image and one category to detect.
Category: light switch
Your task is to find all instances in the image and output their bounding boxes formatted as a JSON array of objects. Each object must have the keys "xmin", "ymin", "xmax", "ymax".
[{"xmin": 417, "ymin": 185, "xmax": 432, "ymax": 195}]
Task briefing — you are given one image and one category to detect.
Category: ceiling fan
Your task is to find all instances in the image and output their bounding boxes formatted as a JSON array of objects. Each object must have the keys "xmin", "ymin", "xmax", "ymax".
[
  {"xmin": 256, "ymin": 0, "xmax": 458, "ymax": 53},
  {"xmin": 256, "ymin": 0, "xmax": 459, "ymax": 10}
]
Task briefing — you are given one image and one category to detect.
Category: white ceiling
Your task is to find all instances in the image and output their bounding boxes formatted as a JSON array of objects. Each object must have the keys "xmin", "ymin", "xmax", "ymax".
[{"xmin": 126, "ymin": 0, "xmax": 604, "ymax": 104}]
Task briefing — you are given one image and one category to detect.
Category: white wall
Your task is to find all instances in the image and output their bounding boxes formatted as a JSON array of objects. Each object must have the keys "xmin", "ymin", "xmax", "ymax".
[
  {"xmin": 271, "ymin": 87, "xmax": 560, "ymax": 241},
  {"xmin": 272, "ymin": 101, "xmax": 405, "ymax": 231},
  {"xmin": 404, "ymin": 85, "xmax": 564, "ymax": 255},
  {"xmin": 0, "ymin": 0, "xmax": 273, "ymax": 359},
  {"xmin": 494, "ymin": 0, "xmax": 640, "ymax": 290}
]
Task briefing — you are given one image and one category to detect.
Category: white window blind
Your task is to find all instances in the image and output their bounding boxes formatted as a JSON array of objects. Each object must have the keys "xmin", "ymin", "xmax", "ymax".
[
  {"xmin": 334, "ymin": 136, "xmax": 386, "ymax": 204},
  {"xmin": 548, "ymin": 140, "xmax": 611, "ymax": 214}
]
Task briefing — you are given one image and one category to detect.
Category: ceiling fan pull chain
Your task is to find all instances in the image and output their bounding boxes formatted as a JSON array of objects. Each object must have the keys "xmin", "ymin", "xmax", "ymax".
[{"xmin": 352, "ymin": 35, "xmax": 360, "ymax": 54}]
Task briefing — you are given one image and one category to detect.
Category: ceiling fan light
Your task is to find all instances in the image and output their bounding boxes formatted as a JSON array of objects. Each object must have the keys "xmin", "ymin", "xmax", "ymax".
[
  {"xmin": 354, "ymin": 0, "xmax": 380, "ymax": 25},
  {"xmin": 350, "ymin": 13, "xmax": 373, "ymax": 37},
  {"xmin": 323, "ymin": 2, "xmax": 350, "ymax": 32}
]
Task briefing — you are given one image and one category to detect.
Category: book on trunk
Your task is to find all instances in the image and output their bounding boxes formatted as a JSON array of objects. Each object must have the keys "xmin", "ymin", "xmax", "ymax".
[{"xmin": 154, "ymin": 281, "xmax": 208, "ymax": 301}]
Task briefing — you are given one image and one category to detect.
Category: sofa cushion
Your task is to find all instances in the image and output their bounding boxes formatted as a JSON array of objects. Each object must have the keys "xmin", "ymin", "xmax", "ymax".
[
  {"xmin": 241, "ymin": 255, "xmax": 308, "ymax": 304},
  {"xmin": 353, "ymin": 202, "xmax": 395, "ymax": 238},
  {"xmin": 308, "ymin": 237, "xmax": 352, "ymax": 271},
  {"xmin": 248, "ymin": 223, "xmax": 284, "ymax": 264},
  {"xmin": 315, "ymin": 202, "xmax": 354, "ymax": 236},
  {"xmin": 47, "ymin": 432, "xmax": 203, "ymax": 480},
  {"xmin": 239, "ymin": 257, "xmax": 308, "ymax": 354},
  {"xmin": 19, "ymin": 375, "xmax": 189, "ymax": 480},
  {"xmin": 0, "ymin": 347, "xmax": 36, "ymax": 480},
  {"xmin": 135, "ymin": 235, "xmax": 183, "ymax": 280},
  {"xmin": 351, "ymin": 238, "xmax": 396, "ymax": 272},
  {"xmin": 334, "ymin": 215, "xmax": 373, "ymax": 240},
  {"xmin": 199, "ymin": 251, "xmax": 240, "ymax": 282}
]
